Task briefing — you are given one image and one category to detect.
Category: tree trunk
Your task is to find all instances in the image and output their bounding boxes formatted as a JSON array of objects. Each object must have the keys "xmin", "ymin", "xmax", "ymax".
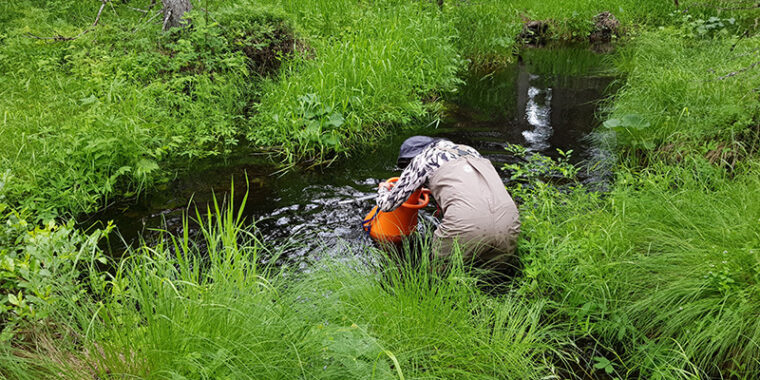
[{"xmin": 162, "ymin": 0, "xmax": 192, "ymax": 31}]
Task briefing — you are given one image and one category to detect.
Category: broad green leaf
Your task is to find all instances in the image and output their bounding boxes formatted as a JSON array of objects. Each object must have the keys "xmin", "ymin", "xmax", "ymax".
[
  {"xmin": 603, "ymin": 118, "xmax": 622, "ymax": 129},
  {"xmin": 135, "ymin": 159, "xmax": 159, "ymax": 177},
  {"xmin": 326, "ymin": 112, "xmax": 345, "ymax": 128}
]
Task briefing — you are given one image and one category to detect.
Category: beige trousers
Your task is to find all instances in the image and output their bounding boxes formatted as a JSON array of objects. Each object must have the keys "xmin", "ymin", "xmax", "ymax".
[{"xmin": 428, "ymin": 155, "xmax": 520, "ymax": 268}]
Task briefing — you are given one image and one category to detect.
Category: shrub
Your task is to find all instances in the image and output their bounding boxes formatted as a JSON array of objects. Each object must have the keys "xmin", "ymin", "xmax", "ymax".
[{"xmin": 0, "ymin": 204, "xmax": 110, "ymax": 340}]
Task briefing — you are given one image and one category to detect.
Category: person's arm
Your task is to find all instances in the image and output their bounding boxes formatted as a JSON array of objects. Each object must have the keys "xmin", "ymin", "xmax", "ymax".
[{"xmin": 376, "ymin": 151, "xmax": 431, "ymax": 212}]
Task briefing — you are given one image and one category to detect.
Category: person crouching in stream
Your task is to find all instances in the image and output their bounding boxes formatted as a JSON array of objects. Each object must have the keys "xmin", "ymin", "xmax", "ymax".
[{"xmin": 375, "ymin": 136, "xmax": 521, "ymax": 270}]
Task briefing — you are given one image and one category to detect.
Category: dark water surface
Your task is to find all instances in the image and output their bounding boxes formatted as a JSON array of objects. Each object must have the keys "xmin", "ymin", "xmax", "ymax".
[{"xmin": 86, "ymin": 46, "xmax": 615, "ymax": 267}]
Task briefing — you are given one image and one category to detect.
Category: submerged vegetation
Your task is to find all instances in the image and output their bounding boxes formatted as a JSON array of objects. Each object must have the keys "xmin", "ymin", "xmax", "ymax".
[{"xmin": 3, "ymin": 0, "xmax": 760, "ymax": 379}]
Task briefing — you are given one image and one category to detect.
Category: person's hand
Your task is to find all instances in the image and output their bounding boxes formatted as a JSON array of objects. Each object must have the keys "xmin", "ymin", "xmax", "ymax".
[{"xmin": 378, "ymin": 181, "xmax": 393, "ymax": 191}]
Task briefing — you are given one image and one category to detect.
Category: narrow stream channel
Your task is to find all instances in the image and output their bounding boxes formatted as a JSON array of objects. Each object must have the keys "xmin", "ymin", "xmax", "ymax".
[{"xmin": 86, "ymin": 45, "xmax": 615, "ymax": 268}]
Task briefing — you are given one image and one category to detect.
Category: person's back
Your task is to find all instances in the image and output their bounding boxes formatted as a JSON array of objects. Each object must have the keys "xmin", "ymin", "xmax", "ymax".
[{"xmin": 376, "ymin": 136, "xmax": 520, "ymax": 267}]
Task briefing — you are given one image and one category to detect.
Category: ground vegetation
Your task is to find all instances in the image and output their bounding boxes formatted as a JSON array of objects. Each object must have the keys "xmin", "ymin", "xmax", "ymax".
[{"xmin": 2, "ymin": 0, "xmax": 760, "ymax": 379}]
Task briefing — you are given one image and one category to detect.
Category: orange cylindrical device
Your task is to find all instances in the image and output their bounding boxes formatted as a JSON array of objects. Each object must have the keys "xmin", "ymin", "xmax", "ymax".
[{"xmin": 362, "ymin": 177, "xmax": 430, "ymax": 243}]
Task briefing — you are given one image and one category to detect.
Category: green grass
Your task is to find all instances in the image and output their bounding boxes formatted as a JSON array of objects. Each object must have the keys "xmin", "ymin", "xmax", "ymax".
[
  {"xmin": 604, "ymin": 29, "xmax": 760, "ymax": 157},
  {"xmin": 1, "ymin": 196, "xmax": 561, "ymax": 379},
  {"xmin": 510, "ymin": 22, "xmax": 760, "ymax": 377},
  {"xmin": 448, "ymin": 0, "xmax": 524, "ymax": 66},
  {"xmin": 519, "ymin": 159, "xmax": 760, "ymax": 378},
  {"xmin": 447, "ymin": 0, "xmax": 680, "ymax": 66},
  {"xmin": 1, "ymin": 0, "xmax": 733, "ymax": 219},
  {"xmin": 0, "ymin": 0, "xmax": 462, "ymax": 216},
  {"xmin": 5, "ymin": 1, "xmax": 760, "ymax": 379},
  {"xmin": 0, "ymin": 1, "xmax": 291, "ymax": 217},
  {"xmin": 248, "ymin": 0, "xmax": 463, "ymax": 164},
  {"xmin": 0, "ymin": 0, "xmax": 724, "ymax": 219}
]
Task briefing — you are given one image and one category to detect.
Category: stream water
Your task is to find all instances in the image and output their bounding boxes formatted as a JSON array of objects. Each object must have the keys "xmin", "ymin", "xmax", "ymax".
[{"xmin": 86, "ymin": 45, "xmax": 615, "ymax": 268}]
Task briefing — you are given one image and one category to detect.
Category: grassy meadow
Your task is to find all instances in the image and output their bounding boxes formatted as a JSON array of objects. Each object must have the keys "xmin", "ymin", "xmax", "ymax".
[{"xmin": 2, "ymin": 0, "xmax": 760, "ymax": 379}]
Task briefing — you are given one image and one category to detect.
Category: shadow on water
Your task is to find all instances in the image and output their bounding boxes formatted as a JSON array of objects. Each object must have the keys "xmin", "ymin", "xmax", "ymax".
[{"xmin": 84, "ymin": 44, "xmax": 617, "ymax": 267}]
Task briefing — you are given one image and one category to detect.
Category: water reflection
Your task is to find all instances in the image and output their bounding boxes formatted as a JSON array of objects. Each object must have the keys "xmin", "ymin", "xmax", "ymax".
[
  {"xmin": 89, "ymin": 46, "xmax": 615, "ymax": 266},
  {"xmin": 521, "ymin": 82, "xmax": 553, "ymax": 151}
]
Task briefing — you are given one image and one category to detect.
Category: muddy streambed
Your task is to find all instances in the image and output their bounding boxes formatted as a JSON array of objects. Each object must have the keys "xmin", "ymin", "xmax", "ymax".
[{"xmin": 85, "ymin": 45, "xmax": 615, "ymax": 268}]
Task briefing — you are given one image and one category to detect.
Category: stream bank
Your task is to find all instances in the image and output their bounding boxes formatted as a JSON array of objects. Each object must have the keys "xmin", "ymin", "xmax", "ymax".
[{"xmin": 87, "ymin": 44, "xmax": 616, "ymax": 268}]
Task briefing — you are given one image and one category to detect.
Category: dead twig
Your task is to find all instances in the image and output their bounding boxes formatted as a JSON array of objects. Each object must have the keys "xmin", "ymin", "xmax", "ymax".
[
  {"xmin": 132, "ymin": 10, "xmax": 162, "ymax": 33},
  {"xmin": 137, "ymin": 0, "xmax": 158, "ymax": 20},
  {"xmin": 25, "ymin": 0, "xmax": 110, "ymax": 42},
  {"xmin": 717, "ymin": 60, "xmax": 760, "ymax": 80},
  {"xmin": 24, "ymin": 33, "xmax": 81, "ymax": 41},
  {"xmin": 126, "ymin": 6, "xmax": 149, "ymax": 13},
  {"xmin": 93, "ymin": 0, "xmax": 108, "ymax": 27},
  {"xmin": 730, "ymin": 30, "xmax": 749, "ymax": 51},
  {"xmin": 732, "ymin": 46, "xmax": 760, "ymax": 59},
  {"xmin": 162, "ymin": 10, "xmax": 173, "ymax": 32}
]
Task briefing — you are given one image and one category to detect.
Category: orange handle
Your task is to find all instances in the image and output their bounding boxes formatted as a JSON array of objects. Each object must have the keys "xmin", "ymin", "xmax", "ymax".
[
  {"xmin": 386, "ymin": 177, "xmax": 401, "ymax": 186},
  {"xmin": 403, "ymin": 191, "xmax": 429, "ymax": 209}
]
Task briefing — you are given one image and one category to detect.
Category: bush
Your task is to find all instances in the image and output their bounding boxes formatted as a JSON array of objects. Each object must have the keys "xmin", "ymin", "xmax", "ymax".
[{"xmin": 0, "ymin": 203, "xmax": 110, "ymax": 341}]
